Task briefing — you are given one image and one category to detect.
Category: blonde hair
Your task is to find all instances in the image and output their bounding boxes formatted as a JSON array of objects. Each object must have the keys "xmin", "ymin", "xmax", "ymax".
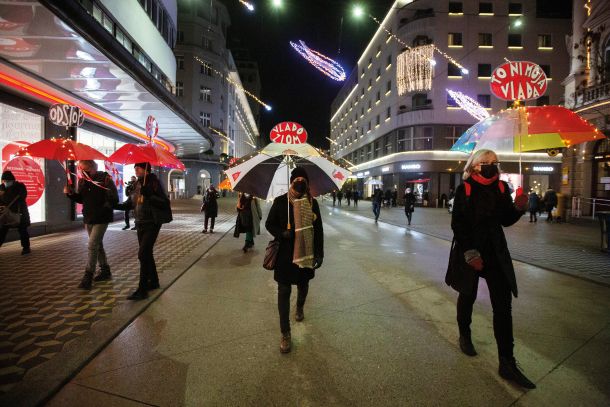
[{"xmin": 462, "ymin": 149, "xmax": 497, "ymax": 180}]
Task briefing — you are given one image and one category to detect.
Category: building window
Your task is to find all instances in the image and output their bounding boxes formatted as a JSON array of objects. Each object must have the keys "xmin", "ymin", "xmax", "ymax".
[
  {"xmin": 386, "ymin": 106, "xmax": 391, "ymax": 118},
  {"xmin": 479, "ymin": 2, "xmax": 493, "ymax": 14},
  {"xmin": 201, "ymin": 64, "xmax": 212, "ymax": 76},
  {"xmin": 538, "ymin": 34, "xmax": 552, "ymax": 49},
  {"xmin": 176, "ymin": 56, "xmax": 184, "ymax": 70},
  {"xmin": 200, "ymin": 86, "xmax": 212, "ymax": 102},
  {"xmin": 447, "ymin": 93, "xmax": 460, "ymax": 107},
  {"xmin": 540, "ymin": 64, "xmax": 551, "ymax": 78},
  {"xmin": 449, "ymin": 2, "xmax": 463, "ymax": 14},
  {"xmin": 477, "ymin": 94, "xmax": 491, "ymax": 108},
  {"xmin": 115, "ymin": 28, "xmax": 132, "ymax": 52},
  {"xmin": 447, "ymin": 63, "xmax": 462, "ymax": 77},
  {"xmin": 368, "ymin": 121, "xmax": 372, "ymax": 132},
  {"xmin": 478, "ymin": 33, "xmax": 493, "ymax": 47},
  {"xmin": 368, "ymin": 78, "xmax": 372, "ymax": 89},
  {"xmin": 387, "ymin": 54, "xmax": 392, "ymax": 67},
  {"xmin": 414, "ymin": 127, "xmax": 433, "ymax": 150},
  {"xmin": 448, "ymin": 32, "xmax": 463, "ymax": 47},
  {"xmin": 203, "ymin": 36, "xmax": 212, "ymax": 50},
  {"xmin": 412, "ymin": 93, "xmax": 429, "ymax": 108},
  {"xmin": 397, "ymin": 129, "xmax": 411, "ymax": 151},
  {"xmin": 386, "ymin": 80, "xmax": 392, "ymax": 92},
  {"xmin": 376, "ymin": 68, "xmax": 381, "ymax": 80},
  {"xmin": 177, "ymin": 31, "xmax": 184, "ymax": 43},
  {"xmin": 478, "ymin": 63, "xmax": 492, "ymax": 77},
  {"xmin": 200, "ymin": 112, "xmax": 211, "ymax": 127},
  {"xmin": 384, "ymin": 134, "xmax": 393, "ymax": 154},
  {"xmin": 376, "ymin": 91, "xmax": 381, "ymax": 102},
  {"xmin": 508, "ymin": 2, "xmax": 523, "ymax": 15},
  {"xmin": 536, "ymin": 95, "xmax": 550, "ymax": 106},
  {"xmin": 508, "ymin": 33, "xmax": 522, "ymax": 47},
  {"xmin": 376, "ymin": 115, "xmax": 380, "ymax": 126},
  {"xmin": 176, "ymin": 81, "xmax": 183, "ymax": 97}
]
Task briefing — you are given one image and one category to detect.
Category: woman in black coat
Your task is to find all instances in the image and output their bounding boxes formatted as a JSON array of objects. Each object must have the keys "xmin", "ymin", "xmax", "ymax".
[
  {"xmin": 0, "ymin": 171, "xmax": 31, "ymax": 254},
  {"xmin": 447, "ymin": 149, "xmax": 535, "ymax": 389},
  {"xmin": 403, "ymin": 187, "xmax": 416, "ymax": 226},
  {"xmin": 201, "ymin": 185, "xmax": 219, "ymax": 233},
  {"xmin": 265, "ymin": 167, "xmax": 324, "ymax": 354}
]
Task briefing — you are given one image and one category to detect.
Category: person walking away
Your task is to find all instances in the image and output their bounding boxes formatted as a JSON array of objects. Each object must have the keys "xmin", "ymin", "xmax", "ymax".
[
  {"xmin": 543, "ymin": 187, "xmax": 558, "ymax": 222},
  {"xmin": 331, "ymin": 190, "xmax": 336, "ymax": 206},
  {"xmin": 123, "ymin": 176, "xmax": 137, "ymax": 230},
  {"xmin": 353, "ymin": 190, "xmax": 359, "ymax": 207},
  {"xmin": 422, "ymin": 190, "xmax": 430, "ymax": 207},
  {"xmin": 392, "ymin": 189, "xmax": 398, "ymax": 207},
  {"xmin": 0, "ymin": 171, "xmax": 31, "ymax": 254},
  {"xmin": 337, "ymin": 190, "xmax": 343, "ymax": 206},
  {"xmin": 384, "ymin": 189, "xmax": 391, "ymax": 207},
  {"xmin": 446, "ymin": 149, "xmax": 535, "ymax": 389},
  {"xmin": 346, "ymin": 189, "xmax": 352, "ymax": 206},
  {"xmin": 372, "ymin": 186, "xmax": 383, "ymax": 221},
  {"xmin": 64, "ymin": 160, "xmax": 118, "ymax": 289},
  {"xmin": 528, "ymin": 190, "xmax": 540, "ymax": 223},
  {"xmin": 201, "ymin": 184, "xmax": 219, "ymax": 233},
  {"xmin": 265, "ymin": 167, "xmax": 323, "ymax": 353},
  {"xmin": 235, "ymin": 192, "xmax": 262, "ymax": 252},
  {"xmin": 403, "ymin": 187, "xmax": 416, "ymax": 226},
  {"xmin": 117, "ymin": 162, "xmax": 172, "ymax": 300}
]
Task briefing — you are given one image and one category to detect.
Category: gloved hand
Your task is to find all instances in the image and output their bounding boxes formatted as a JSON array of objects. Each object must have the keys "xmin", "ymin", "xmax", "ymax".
[
  {"xmin": 140, "ymin": 185, "xmax": 152, "ymax": 197},
  {"xmin": 281, "ymin": 229, "xmax": 294, "ymax": 239},
  {"xmin": 313, "ymin": 257, "xmax": 323, "ymax": 269},
  {"xmin": 514, "ymin": 194, "xmax": 528, "ymax": 212},
  {"xmin": 467, "ymin": 256, "xmax": 484, "ymax": 271}
]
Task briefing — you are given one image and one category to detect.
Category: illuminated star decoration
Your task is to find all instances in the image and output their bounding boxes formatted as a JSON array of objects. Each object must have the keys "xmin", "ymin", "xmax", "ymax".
[
  {"xmin": 446, "ymin": 89, "xmax": 491, "ymax": 121},
  {"xmin": 289, "ymin": 40, "xmax": 346, "ymax": 81}
]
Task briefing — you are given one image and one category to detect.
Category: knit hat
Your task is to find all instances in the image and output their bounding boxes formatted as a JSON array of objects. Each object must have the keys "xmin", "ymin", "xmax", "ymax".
[
  {"xmin": 290, "ymin": 167, "xmax": 309, "ymax": 183},
  {"xmin": 1, "ymin": 171, "xmax": 15, "ymax": 181},
  {"xmin": 134, "ymin": 162, "xmax": 151, "ymax": 172}
]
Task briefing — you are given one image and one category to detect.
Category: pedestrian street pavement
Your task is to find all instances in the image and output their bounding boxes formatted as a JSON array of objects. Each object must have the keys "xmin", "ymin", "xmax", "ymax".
[
  {"xmin": 0, "ymin": 197, "xmax": 238, "ymax": 406},
  {"xmin": 48, "ymin": 198, "xmax": 610, "ymax": 406},
  {"xmin": 322, "ymin": 198, "xmax": 610, "ymax": 285}
]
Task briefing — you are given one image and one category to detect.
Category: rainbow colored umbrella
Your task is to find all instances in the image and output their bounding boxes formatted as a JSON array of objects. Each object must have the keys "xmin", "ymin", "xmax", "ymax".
[{"xmin": 451, "ymin": 105, "xmax": 603, "ymax": 154}]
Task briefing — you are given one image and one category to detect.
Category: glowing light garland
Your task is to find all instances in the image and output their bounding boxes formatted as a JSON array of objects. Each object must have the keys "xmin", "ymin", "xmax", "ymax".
[
  {"xmin": 238, "ymin": 0, "xmax": 254, "ymax": 11},
  {"xmin": 209, "ymin": 127, "xmax": 235, "ymax": 144},
  {"xmin": 446, "ymin": 89, "xmax": 491, "ymax": 121},
  {"xmin": 289, "ymin": 40, "xmax": 346, "ymax": 81},
  {"xmin": 234, "ymin": 108, "xmax": 256, "ymax": 146},
  {"xmin": 194, "ymin": 56, "xmax": 272, "ymax": 111},
  {"xmin": 397, "ymin": 45, "xmax": 434, "ymax": 94}
]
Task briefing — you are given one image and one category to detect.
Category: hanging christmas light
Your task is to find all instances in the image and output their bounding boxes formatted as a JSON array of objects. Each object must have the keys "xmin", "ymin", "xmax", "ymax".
[
  {"xmin": 238, "ymin": 0, "xmax": 254, "ymax": 11},
  {"xmin": 397, "ymin": 45, "xmax": 434, "ymax": 94},
  {"xmin": 289, "ymin": 40, "xmax": 346, "ymax": 81},
  {"xmin": 446, "ymin": 89, "xmax": 491, "ymax": 121}
]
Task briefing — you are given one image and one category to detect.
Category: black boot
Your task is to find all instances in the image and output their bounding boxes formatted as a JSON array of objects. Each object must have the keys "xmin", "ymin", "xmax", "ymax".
[
  {"xmin": 459, "ymin": 336, "xmax": 477, "ymax": 356},
  {"xmin": 78, "ymin": 271, "xmax": 93, "ymax": 290},
  {"xmin": 93, "ymin": 266, "xmax": 112, "ymax": 281},
  {"xmin": 499, "ymin": 356, "xmax": 536, "ymax": 389},
  {"xmin": 295, "ymin": 306, "xmax": 304, "ymax": 322},
  {"xmin": 127, "ymin": 289, "xmax": 148, "ymax": 301}
]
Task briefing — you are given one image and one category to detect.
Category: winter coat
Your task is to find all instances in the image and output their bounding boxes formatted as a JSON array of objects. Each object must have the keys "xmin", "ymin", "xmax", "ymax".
[
  {"xmin": 0, "ymin": 181, "xmax": 30, "ymax": 227},
  {"xmin": 403, "ymin": 192, "xmax": 416, "ymax": 213},
  {"xmin": 373, "ymin": 189, "xmax": 383, "ymax": 203},
  {"xmin": 67, "ymin": 171, "xmax": 118, "ymax": 224},
  {"xmin": 543, "ymin": 190, "xmax": 558, "ymax": 207},
  {"xmin": 117, "ymin": 173, "xmax": 172, "ymax": 225},
  {"xmin": 447, "ymin": 178, "xmax": 523, "ymax": 297},
  {"xmin": 528, "ymin": 192, "xmax": 540, "ymax": 211},
  {"xmin": 265, "ymin": 193, "xmax": 324, "ymax": 285},
  {"xmin": 203, "ymin": 188, "xmax": 219, "ymax": 218},
  {"xmin": 235, "ymin": 195, "xmax": 262, "ymax": 236}
]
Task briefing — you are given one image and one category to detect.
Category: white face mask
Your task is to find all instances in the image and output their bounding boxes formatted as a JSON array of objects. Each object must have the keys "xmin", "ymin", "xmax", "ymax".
[
  {"xmin": 3, "ymin": 181, "xmax": 14, "ymax": 187},
  {"xmin": 406, "ymin": 189, "xmax": 411, "ymax": 193}
]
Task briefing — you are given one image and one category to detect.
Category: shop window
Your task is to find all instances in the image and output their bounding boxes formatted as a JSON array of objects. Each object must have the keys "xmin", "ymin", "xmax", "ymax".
[
  {"xmin": 479, "ymin": 2, "xmax": 493, "ymax": 14},
  {"xmin": 508, "ymin": 33, "xmax": 522, "ymax": 47},
  {"xmin": 538, "ymin": 34, "xmax": 552, "ymax": 48},
  {"xmin": 479, "ymin": 33, "xmax": 493, "ymax": 47},
  {"xmin": 477, "ymin": 94, "xmax": 491, "ymax": 108},
  {"xmin": 478, "ymin": 63, "xmax": 492, "ymax": 77},
  {"xmin": 448, "ymin": 32, "xmax": 463, "ymax": 47}
]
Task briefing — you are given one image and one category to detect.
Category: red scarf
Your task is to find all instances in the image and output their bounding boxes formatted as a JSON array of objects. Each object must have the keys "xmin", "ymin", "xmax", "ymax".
[{"xmin": 471, "ymin": 173, "xmax": 498, "ymax": 185}]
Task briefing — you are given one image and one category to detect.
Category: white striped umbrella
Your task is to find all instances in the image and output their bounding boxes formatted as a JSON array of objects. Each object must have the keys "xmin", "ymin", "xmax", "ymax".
[{"xmin": 225, "ymin": 143, "xmax": 350, "ymax": 200}]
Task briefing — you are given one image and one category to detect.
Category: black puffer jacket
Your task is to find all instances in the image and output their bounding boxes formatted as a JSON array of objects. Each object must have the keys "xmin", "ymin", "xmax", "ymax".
[
  {"xmin": 118, "ymin": 173, "xmax": 172, "ymax": 225},
  {"xmin": 0, "ymin": 181, "xmax": 30, "ymax": 226},
  {"xmin": 67, "ymin": 172, "xmax": 118, "ymax": 224}
]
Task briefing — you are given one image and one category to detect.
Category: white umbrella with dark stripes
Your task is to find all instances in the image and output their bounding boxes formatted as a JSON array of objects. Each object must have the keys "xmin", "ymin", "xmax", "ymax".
[{"xmin": 225, "ymin": 143, "xmax": 351, "ymax": 200}]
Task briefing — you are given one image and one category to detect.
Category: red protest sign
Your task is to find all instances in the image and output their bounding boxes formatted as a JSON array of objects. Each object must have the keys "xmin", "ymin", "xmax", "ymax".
[
  {"xmin": 490, "ymin": 61, "xmax": 547, "ymax": 101},
  {"xmin": 270, "ymin": 122, "xmax": 308, "ymax": 144},
  {"xmin": 3, "ymin": 157, "xmax": 45, "ymax": 206}
]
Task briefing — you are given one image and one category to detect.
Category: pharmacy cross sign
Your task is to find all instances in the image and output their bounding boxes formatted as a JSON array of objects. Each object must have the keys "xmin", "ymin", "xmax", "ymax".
[
  {"xmin": 269, "ymin": 122, "xmax": 308, "ymax": 144},
  {"xmin": 490, "ymin": 61, "xmax": 547, "ymax": 101}
]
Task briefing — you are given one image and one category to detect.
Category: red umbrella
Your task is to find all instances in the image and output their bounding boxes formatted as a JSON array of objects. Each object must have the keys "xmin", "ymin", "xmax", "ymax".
[
  {"xmin": 15, "ymin": 138, "xmax": 108, "ymax": 161},
  {"xmin": 108, "ymin": 143, "xmax": 185, "ymax": 170}
]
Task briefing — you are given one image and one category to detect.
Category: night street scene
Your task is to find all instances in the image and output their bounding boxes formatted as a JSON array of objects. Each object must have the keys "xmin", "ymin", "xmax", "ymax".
[{"xmin": 1, "ymin": 0, "xmax": 610, "ymax": 405}]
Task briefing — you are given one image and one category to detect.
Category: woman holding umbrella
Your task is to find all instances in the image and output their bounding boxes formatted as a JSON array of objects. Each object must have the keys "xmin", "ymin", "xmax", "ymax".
[
  {"xmin": 265, "ymin": 167, "xmax": 324, "ymax": 354},
  {"xmin": 446, "ymin": 149, "xmax": 535, "ymax": 389},
  {"xmin": 235, "ymin": 192, "xmax": 262, "ymax": 252}
]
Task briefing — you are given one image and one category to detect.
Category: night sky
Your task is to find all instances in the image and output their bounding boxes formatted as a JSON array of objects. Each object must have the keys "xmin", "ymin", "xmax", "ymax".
[{"xmin": 224, "ymin": 0, "xmax": 396, "ymax": 149}]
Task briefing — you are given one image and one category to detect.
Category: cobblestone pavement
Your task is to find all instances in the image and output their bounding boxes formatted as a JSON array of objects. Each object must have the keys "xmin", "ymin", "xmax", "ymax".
[
  {"xmin": 0, "ymin": 197, "xmax": 236, "ymax": 397},
  {"xmin": 321, "ymin": 198, "xmax": 610, "ymax": 284}
]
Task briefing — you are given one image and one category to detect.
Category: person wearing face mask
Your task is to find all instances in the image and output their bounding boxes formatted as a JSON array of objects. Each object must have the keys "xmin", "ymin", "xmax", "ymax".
[
  {"xmin": 403, "ymin": 187, "xmax": 416, "ymax": 226},
  {"xmin": 235, "ymin": 192, "xmax": 262, "ymax": 252},
  {"xmin": 446, "ymin": 149, "xmax": 534, "ymax": 389},
  {"xmin": 265, "ymin": 167, "xmax": 324, "ymax": 354},
  {"xmin": 64, "ymin": 160, "xmax": 118, "ymax": 290},
  {"xmin": 0, "ymin": 171, "xmax": 31, "ymax": 254}
]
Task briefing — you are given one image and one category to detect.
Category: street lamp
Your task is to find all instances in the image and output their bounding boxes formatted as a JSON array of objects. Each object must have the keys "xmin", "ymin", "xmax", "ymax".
[
  {"xmin": 353, "ymin": 4, "xmax": 365, "ymax": 19},
  {"xmin": 271, "ymin": 0, "xmax": 283, "ymax": 8},
  {"xmin": 514, "ymin": 19, "xmax": 523, "ymax": 27}
]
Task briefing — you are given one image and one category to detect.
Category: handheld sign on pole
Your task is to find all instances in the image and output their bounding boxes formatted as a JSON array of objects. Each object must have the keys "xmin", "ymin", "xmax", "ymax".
[
  {"xmin": 269, "ymin": 122, "xmax": 308, "ymax": 144},
  {"xmin": 490, "ymin": 61, "xmax": 548, "ymax": 101}
]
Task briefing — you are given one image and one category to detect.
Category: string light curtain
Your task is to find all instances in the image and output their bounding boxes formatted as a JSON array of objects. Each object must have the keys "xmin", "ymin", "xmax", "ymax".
[{"xmin": 397, "ymin": 45, "xmax": 434, "ymax": 95}]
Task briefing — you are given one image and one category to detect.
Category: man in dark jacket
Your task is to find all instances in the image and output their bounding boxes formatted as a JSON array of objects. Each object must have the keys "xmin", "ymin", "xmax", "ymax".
[
  {"xmin": 201, "ymin": 184, "xmax": 219, "ymax": 233},
  {"xmin": 372, "ymin": 186, "xmax": 383, "ymax": 221},
  {"xmin": 65, "ymin": 160, "xmax": 118, "ymax": 289},
  {"xmin": 543, "ymin": 187, "xmax": 558, "ymax": 222},
  {"xmin": 0, "ymin": 171, "xmax": 31, "ymax": 254},
  {"xmin": 123, "ymin": 176, "xmax": 137, "ymax": 230},
  {"xmin": 117, "ymin": 162, "xmax": 172, "ymax": 300}
]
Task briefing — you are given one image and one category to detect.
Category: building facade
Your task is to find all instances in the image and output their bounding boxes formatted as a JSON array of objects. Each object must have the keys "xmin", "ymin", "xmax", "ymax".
[
  {"xmin": 0, "ymin": 0, "xmax": 213, "ymax": 237},
  {"xmin": 174, "ymin": 0, "xmax": 259, "ymax": 194},
  {"xmin": 330, "ymin": 0, "xmax": 570, "ymax": 204},
  {"xmin": 562, "ymin": 0, "xmax": 610, "ymax": 216}
]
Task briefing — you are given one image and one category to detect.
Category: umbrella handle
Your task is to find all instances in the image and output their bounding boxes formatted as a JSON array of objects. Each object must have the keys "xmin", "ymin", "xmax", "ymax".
[{"xmin": 138, "ymin": 171, "xmax": 148, "ymax": 204}]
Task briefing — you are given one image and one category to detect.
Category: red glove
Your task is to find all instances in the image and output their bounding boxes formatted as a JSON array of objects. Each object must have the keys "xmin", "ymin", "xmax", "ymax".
[
  {"xmin": 514, "ymin": 194, "xmax": 528, "ymax": 212},
  {"xmin": 467, "ymin": 257, "xmax": 484, "ymax": 271}
]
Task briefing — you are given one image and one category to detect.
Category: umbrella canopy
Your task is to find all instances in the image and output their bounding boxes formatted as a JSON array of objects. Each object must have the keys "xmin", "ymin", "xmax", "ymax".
[
  {"xmin": 108, "ymin": 143, "xmax": 185, "ymax": 170},
  {"xmin": 15, "ymin": 138, "xmax": 108, "ymax": 161},
  {"xmin": 451, "ymin": 106, "xmax": 603, "ymax": 154},
  {"xmin": 364, "ymin": 179, "xmax": 383, "ymax": 185},
  {"xmin": 224, "ymin": 142, "xmax": 350, "ymax": 200}
]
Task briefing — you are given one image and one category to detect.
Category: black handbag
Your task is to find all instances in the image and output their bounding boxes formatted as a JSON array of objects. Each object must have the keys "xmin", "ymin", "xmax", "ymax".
[
  {"xmin": 263, "ymin": 239, "xmax": 280, "ymax": 270},
  {"xmin": 0, "ymin": 195, "xmax": 21, "ymax": 227},
  {"xmin": 445, "ymin": 237, "xmax": 477, "ymax": 295}
]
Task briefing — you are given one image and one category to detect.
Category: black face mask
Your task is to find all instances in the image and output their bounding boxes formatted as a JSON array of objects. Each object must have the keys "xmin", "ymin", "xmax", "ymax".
[
  {"xmin": 293, "ymin": 180, "xmax": 308, "ymax": 194},
  {"xmin": 479, "ymin": 164, "xmax": 499, "ymax": 179}
]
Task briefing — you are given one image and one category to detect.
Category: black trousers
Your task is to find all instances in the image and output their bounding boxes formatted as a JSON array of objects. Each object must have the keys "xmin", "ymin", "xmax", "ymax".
[
  {"xmin": 529, "ymin": 210, "xmax": 537, "ymax": 222},
  {"xmin": 124, "ymin": 210, "xmax": 131, "ymax": 227},
  {"xmin": 137, "ymin": 223, "xmax": 161, "ymax": 291},
  {"xmin": 204, "ymin": 215, "xmax": 215, "ymax": 230},
  {"xmin": 546, "ymin": 204, "xmax": 554, "ymax": 221},
  {"xmin": 0, "ymin": 225, "xmax": 30, "ymax": 249},
  {"xmin": 456, "ymin": 269, "xmax": 514, "ymax": 359},
  {"xmin": 278, "ymin": 282, "xmax": 309, "ymax": 334},
  {"xmin": 405, "ymin": 210, "xmax": 413, "ymax": 224}
]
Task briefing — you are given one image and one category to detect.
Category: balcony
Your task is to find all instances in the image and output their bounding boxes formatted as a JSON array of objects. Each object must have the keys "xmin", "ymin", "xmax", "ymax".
[{"xmin": 573, "ymin": 81, "xmax": 610, "ymax": 109}]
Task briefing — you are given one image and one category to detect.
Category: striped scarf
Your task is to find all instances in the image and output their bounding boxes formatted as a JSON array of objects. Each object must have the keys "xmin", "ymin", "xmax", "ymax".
[{"xmin": 289, "ymin": 188, "xmax": 314, "ymax": 269}]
